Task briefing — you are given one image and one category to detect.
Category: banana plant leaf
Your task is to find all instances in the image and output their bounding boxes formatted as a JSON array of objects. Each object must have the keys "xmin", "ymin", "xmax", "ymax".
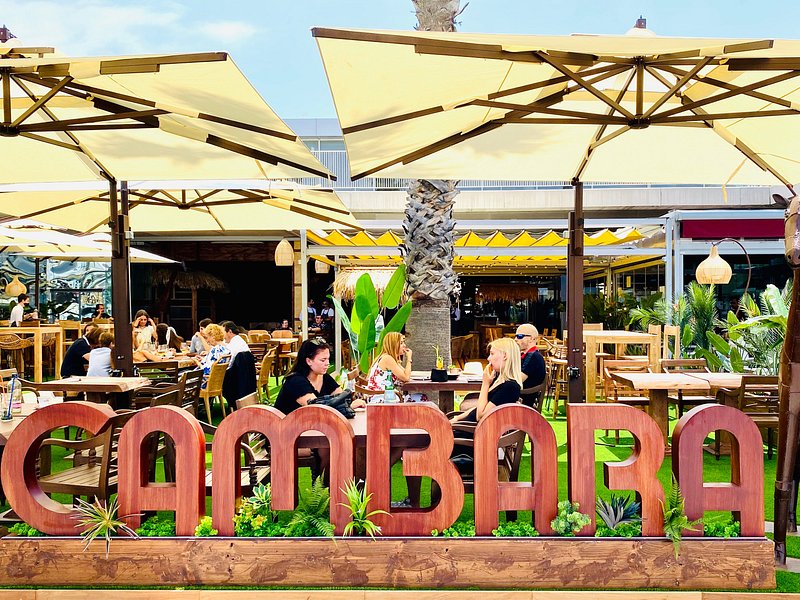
[
  {"xmin": 381, "ymin": 264, "xmax": 406, "ymax": 310},
  {"xmin": 358, "ymin": 314, "xmax": 377, "ymax": 374},
  {"xmin": 376, "ymin": 300, "xmax": 412, "ymax": 353}
]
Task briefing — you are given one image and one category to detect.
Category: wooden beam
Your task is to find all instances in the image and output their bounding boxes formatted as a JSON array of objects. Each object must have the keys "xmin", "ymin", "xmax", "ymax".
[
  {"xmin": 20, "ymin": 108, "xmax": 164, "ymax": 131},
  {"xmin": 727, "ymin": 57, "xmax": 800, "ymax": 71},
  {"xmin": 1, "ymin": 71, "xmax": 10, "ymax": 125},
  {"xmin": 536, "ymin": 52, "xmax": 635, "ymax": 120},
  {"xmin": 657, "ymin": 63, "xmax": 800, "ymax": 110},
  {"xmin": 655, "ymin": 70, "xmax": 800, "ymax": 119},
  {"xmin": 19, "ymin": 132, "xmax": 83, "ymax": 151},
  {"xmin": 635, "ymin": 58, "xmax": 644, "ymax": 116},
  {"xmin": 654, "ymin": 108, "xmax": 799, "ymax": 123},
  {"xmin": 473, "ymin": 99, "xmax": 628, "ymax": 123},
  {"xmin": 642, "ymin": 59, "xmax": 711, "ymax": 119},
  {"xmin": 10, "ymin": 75, "xmax": 73, "ymax": 127},
  {"xmin": 206, "ymin": 135, "xmax": 335, "ymax": 180},
  {"xmin": 36, "ymin": 52, "xmax": 229, "ymax": 78}
]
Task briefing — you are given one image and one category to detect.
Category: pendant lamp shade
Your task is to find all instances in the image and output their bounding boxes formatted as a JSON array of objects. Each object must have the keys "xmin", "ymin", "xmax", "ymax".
[
  {"xmin": 314, "ymin": 260, "xmax": 331, "ymax": 274},
  {"xmin": 275, "ymin": 239, "xmax": 295, "ymax": 267},
  {"xmin": 5, "ymin": 275, "xmax": 27, "ymax": 297},
  {"xmin": 696, "ymin": 245, "xmax": 732, "ymax": 284}
]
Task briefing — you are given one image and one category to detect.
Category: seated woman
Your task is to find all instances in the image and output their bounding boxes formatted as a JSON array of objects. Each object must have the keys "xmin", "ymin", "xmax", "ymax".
[
  {"xmin": 451, "ymin": 337, "xmax": 522, "ymax": 428},
  {"xmin": 192, "ymin": 323, "xmax": 230, "ymax": 379},
  {"xmin": 156, "ymin": 322, "xmax": 184, "ymax": 352},
  {"xmin": 87, "ymin": 331, "xmax": 114, "ymax": 377},
  {"xmin": 365, "ymin": 332, "xmax": 413, "ymax": 392},
  {"xmin": 275, "ymin": 339, "xmax": 366, "ymax": 481},
  {"xmin": 132, "ymin": 309, "xmax": 156, "ymax": 348}
]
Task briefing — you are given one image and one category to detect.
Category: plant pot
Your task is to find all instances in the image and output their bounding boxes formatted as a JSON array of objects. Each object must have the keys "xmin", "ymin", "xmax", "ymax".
[{"xmin": 431, "ymin": 368, "xmax": 448, "ymax": 382}]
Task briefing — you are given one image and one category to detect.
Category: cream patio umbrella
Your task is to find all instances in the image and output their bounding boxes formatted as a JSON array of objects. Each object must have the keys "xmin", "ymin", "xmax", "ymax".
[
  {"xmin": 0, "ymin": 38, "xmax": 333, "ymax": 373},
  {"xmin": 0, "ymin": 183, "xmax": 361, "ymax": 233},
  {"xmin": 314, "ymin": 27, "xmax": 800, "ymax": 560}
]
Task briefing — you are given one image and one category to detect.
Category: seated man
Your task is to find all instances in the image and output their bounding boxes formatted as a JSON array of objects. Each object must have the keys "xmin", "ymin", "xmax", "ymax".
[
  {"xmin": 515, "ymin": 323, "xmax": 546, "ymax": 390},
  {"xmin": 61, "ymin": 324, "xmax": 101, "ymax": 377},
  {"xmin": 10, "ymin": 293, "xmax": 38, "ymax": 326},
  {"xmin": 221, "ymin": 321, "xmax": 250, "ymax": 368}
]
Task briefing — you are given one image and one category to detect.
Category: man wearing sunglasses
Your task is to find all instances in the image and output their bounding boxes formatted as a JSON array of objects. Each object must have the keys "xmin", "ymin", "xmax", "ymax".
[{"xmin": 514, "ymin": 324, "xmax": 546, "ymax": 390}]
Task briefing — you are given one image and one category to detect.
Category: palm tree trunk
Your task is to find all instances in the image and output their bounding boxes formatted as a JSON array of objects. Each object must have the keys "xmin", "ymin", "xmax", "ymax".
[{"xmin": 403, "ymin": 1, "xmax": 463, "ymax": 372}]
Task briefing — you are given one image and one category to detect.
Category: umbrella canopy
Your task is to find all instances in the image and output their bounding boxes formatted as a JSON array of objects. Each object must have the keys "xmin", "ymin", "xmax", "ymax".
[
  {"xmin": 0, "ymin": 40, "xmax": 332, "ymax": 182},
  {"xmin": 0, "ymin": 183, "xmax": 361, "ymax": 233},
  {"xmin": 314, "ymin": 28, "xmax": 800, "ymax": 187},
  {"xmin": 0, "ymin": 224, "xmax": 174, "ymax": 262}
]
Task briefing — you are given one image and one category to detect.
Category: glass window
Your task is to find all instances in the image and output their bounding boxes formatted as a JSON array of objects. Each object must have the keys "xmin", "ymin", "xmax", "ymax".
[{"xmin": 319, "ymin": 139, "xmax": 346, "ymax": 151}]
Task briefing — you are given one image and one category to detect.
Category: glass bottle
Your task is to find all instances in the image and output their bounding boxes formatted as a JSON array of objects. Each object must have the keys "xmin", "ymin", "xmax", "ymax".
[{"xmin": 383, "ymin": 369, "xmax": 397, "ymax": 403}]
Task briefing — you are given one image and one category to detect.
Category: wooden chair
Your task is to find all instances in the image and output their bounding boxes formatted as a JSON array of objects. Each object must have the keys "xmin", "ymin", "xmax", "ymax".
[
  {"xmin": 485, "ymin": 327, "xmax": 503, "ymax": 345},
  {"xmin": 197, "ymin": 420, "xmax": 270, "ymax": 496},
  {"xmin": 200, "ymin": 356, "xmax": 231, "ymax": 423},
  {"xmin": 545, "ymin": 343, "xmax": 568, "ymax": 418},
  {"xmin": 0, "ymin": 333, "xmax": 34, "ymax": 377},
  {"xmin": 663, "ymin": 325, "xmax": 681, "ymax": 359},
  {"xmin": 660, "ymin": 358, "xmax": 714, "ymax": 416},
  {"xmin": 136, "ymin": 360, "xmax": 180, "ymax": 384},
  {"xmin": 602, "ymin": 359, "xmax": 651, "ymax": 445},
  {"xmin": 38, "ymin": 411, "xmax": 135, "ymax": 504},
  {"xmin": 434, "ymin": 423, "xmax": 526, "ymax": 521},
  {"xmin": 717, "ymin": 375, "xmax": 779, "ymax": 459},
  {"xmin": 178, "ymin": 368, "xmax": 204, "ymax": 416},
  {"xmin": 584, "ymin": 323, "xmax": 604, "ymax": 331},
  {"xmin": 520, "ymin": 371, "xmax": 548, "ymax": 413},
  {"xmin": 248, "ymin": 330, "xmax": 271, "ymax": 343},
  {"xmin": 257, "ymin": 347, "xmax": 277, "ymax": 403},
  {"xmin": 249, "ymin": 342, "xmax": 270, "ymax": 363},
  {"xmin": 450, "ymin": 336, "xmax": 466, "ymax": 369},
  {"xmin": 132, "ymin": 382, "xmax": 182, "ymax": 410},
  {"xmin": 271, "ymin": 329, "xmax": 293, "ymax": 339}
]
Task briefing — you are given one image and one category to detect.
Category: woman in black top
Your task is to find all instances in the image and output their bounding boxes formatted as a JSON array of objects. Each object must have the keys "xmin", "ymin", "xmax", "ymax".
[
  {"xmin": 275, "ymin": 339, "xmax": 366, "ymax": 415},
  {"xmin": 451, "ymin": 337, "xmax": 522, "ymax": 434}
]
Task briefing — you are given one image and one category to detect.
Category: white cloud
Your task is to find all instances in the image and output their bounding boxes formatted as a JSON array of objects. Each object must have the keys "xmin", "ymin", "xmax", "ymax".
[{"xmin": 0, "ymin": 0, "xmax": 259, "ymax": 56}]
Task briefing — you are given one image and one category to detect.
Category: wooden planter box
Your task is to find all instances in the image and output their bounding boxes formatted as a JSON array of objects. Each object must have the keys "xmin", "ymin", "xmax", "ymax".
[{"xmin": 0, "ymin": 536, "xmax": 774, "ymax": 589}]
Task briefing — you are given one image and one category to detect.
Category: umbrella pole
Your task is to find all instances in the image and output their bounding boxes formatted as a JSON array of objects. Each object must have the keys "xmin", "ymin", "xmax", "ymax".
[
  {"xmin": 110, "ymin": 180, "xmax": 134, "ymax": 376},
  {"xmin": 33, "ymin": 258, "xmax": 41, "ymax": 313},
  {"xmin": 301, "ymin": 230, "xmax": 308, "ymax": 341},
  {"xmin": 567, "ymin": 179, "xmax": 585, "ymax": 402}
]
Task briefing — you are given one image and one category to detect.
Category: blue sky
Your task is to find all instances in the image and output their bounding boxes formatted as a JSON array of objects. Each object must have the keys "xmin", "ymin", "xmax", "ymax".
[{"xmin": 2, "ymin": 0, "xmax": 799, "ymax": 119}]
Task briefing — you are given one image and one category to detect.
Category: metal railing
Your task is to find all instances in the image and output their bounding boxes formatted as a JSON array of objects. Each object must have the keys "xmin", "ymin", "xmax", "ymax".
[{"xmin": 297, "ymin": 151, "xmax": 746, "ymax": 192}]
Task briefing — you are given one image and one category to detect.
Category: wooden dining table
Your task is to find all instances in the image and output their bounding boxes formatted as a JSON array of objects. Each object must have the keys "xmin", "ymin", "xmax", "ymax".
[
  {"xmin": 0, "ymin": 402, "xmax": 37, "ymax": 447},
  {"xmin": 5, "ymin": 326, "xmax": 64, "ymax": 383},
  {"xmin": 585, "ymin": 330, "xmax": 659, "ymax": 401},
  {"xmin": 609, "ymin": 371, "xmax": 718, "ymax": 454},
  {"xmin": 34, "ymin": 376, "xmax": 151, "ymax": 407},
  {"xmin": 402, "ymin": 375, "xmax": 484, "ymax": 413}
]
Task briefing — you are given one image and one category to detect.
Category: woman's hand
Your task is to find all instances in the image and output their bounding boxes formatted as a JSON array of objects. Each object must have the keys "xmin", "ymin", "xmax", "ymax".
[
  {"xmin": 404, "ymin": 348, "xmax": 413, "ymax": 362},
  {"xmin": 482, "ymin": 364, "xmax": 494, "ymax": 386},
  {"xmin": 351, "ymin": 397, "xmax": 367, "ymax": 409}
]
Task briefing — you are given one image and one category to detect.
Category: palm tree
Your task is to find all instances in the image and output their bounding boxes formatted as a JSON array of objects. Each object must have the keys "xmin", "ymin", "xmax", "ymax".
[{"xmin": 402, "ymin": 0, "xmax": 464, "ymax": 369}]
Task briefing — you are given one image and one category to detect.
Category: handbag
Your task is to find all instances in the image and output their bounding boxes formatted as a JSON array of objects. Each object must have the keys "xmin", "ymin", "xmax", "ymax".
[{"xmin": 308, "ymin": 390, "xmax": 355, "ymax": 419}]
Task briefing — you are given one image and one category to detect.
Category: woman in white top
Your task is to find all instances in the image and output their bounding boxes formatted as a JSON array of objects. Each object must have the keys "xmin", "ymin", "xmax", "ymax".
[
  {"xmin": 132, "ymin": 309, "xmax": 156, "ymax": 348},
  {"xmin": 87, "ymin": 331, "xmax": 114, "ymax": 377}
]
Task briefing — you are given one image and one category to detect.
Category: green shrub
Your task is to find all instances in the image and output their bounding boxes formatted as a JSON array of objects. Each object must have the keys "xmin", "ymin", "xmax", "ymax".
[
  {"xmin": 704, "ymin": 518, "xmax": 740, "ymax": 538},
  {"xmin": 285, "ymin": 476, "xmax": 334, "ymax": 538},
  {"xmin": 492, "ymin": 520, "xmax": 539, "ymax": 537},
  {"xmin": 234, "ymin": 483, "xmax": 284, "ymax": 537},
  {"xmin": 595, "ymin": 522, "xmax": 642, "ymax": 537},
  {"xmin": 431, "ymin": 520, "xmax": 475, "ymax": 537},
  {"xmin": 194, "ymin": 516, "xmax": 218, "ymax": 537},
  {"xmin": 340, "ymin": 479, "xmax": 387, "ymax": 538},
  {"xmin": 8, "ymin": 522, "xmax": 44, "ymax": 537},
  {"xmin": 135, "ymin": 515, "xmax": 176, "ymax": 537},
  {"xmin": 550, "ymin": 501, "xmax": 591, "ymax": 536}
]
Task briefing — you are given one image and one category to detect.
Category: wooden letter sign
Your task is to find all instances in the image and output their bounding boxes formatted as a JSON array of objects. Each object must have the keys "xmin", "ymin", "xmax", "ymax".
[
  {"xmin": 212, "ymin": 404, "xmax": 354, "ymax": 536},
  {"xmin": 118, "ymin": 406, "xmax": 206, "ymax": 535},
  {"xmin": 474, "ymin": 404, "xmax": 558, "ymax": 535},
  {"xmin": 567, "ymin": 403, "xmax": 665, "ymax": 535},
  {"xmin": 0, "ymin": 402, "xmax": 117, "ymax": 535},
  {"xmin": 672, "ymin": 404, "xmax": 765, "ymax": 536},
  {"xmin": 367, "ymin": 402, "xmax": 464, "ymax": 535}
]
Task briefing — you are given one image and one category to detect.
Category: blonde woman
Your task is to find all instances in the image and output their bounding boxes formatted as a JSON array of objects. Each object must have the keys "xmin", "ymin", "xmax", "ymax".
[
  {"xmin": 451, "ymin": 337, "xmax": 522, "ymax": 424},
  {"xmin": 365, "ymin": 332, "xmax": 413, "ymax": 391},
  {"xmin": 193, "ymin": 323, "xmax": 230, "ymax": 378}
]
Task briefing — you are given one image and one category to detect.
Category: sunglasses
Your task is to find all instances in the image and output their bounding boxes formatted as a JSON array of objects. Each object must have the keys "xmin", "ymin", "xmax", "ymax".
[
  {"xmin": 309, "ymin": 337, "xmax": 328, "ymax": 346},
  {"xmin": 515, "ymin": 333, "xmax": 532, "ymax": 339}
]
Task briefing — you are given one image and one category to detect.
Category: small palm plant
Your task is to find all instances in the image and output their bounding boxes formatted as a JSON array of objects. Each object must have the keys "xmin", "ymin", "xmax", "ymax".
[
  {"xmin": 72, "ymin": 497, "xmax": 139, "ymax": 557},
  {"xmin": 286, "ymin": 476, "xmax": 335, "ymax": 538},
  {"xmin": 596, "ymin": 494, "xmax": 641, "ymax": 533},
  {"xmin": 662, "ymin": 474, "xmax": 702, "ymax": 558},
  {"xmin": 340, "ymin": 479, "xmax": 388, "ymax": 539}
]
